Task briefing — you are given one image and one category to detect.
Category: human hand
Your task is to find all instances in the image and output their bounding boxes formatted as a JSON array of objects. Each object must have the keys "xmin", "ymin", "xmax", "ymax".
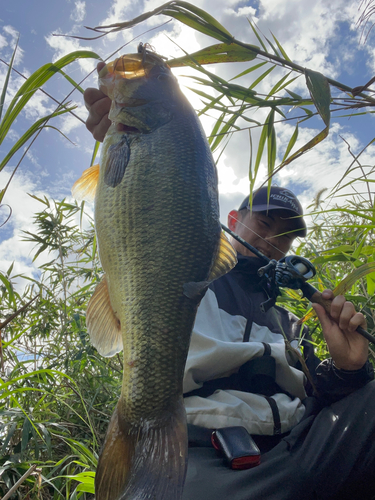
[
  {"xmin": 84, "ymin": 62, "xmax": 111, "ymax": 142},
  {"xmin": 312, "ymin": 289, "xmax": 368, "ymax": 371}
]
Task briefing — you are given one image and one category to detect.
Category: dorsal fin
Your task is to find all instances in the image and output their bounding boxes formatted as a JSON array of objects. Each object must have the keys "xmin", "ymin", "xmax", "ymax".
[
  {"xmin": 208, "ymin": 231, "xmax": 237, "ymax": 282},
  {"xmin": 72, "ymin": 163, "xmax": 100, "ymax": 202},
  {"xmin": 86, "ymin": 274, "xmax": 123, "ymax": 357}
]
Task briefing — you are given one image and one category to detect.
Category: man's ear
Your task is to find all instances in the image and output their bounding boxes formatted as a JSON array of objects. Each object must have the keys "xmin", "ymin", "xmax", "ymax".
[{"xmin": 228, "ymin": 210, "xmax": 239, "ymax": 231}]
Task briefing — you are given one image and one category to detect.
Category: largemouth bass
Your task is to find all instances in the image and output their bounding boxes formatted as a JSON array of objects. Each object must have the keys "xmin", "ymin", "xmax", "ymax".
[{"xmin": 73, "ymin": 45, "xmax": 236, "ymax": 500}]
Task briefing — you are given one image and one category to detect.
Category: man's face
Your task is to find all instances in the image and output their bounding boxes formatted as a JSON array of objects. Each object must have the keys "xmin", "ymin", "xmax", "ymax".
[{"xmin": 228, "ymin": 209, "xmax": 297, "ymax": 260}]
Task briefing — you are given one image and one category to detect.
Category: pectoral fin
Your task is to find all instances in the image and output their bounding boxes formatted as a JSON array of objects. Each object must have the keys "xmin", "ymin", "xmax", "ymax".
[
  {"xmin": 104, "ymin": 135, "xmax": 130, "ymax": 187},
  {"xmin": 71, "ymin": 163, "xmax": 100, "ymax": 202},
  {"xmin": 183, "ymin": 232, "xmax": 237, "ymax": 300},
  {"xmin": 86, "ymin": 274, "xmax": 123, "ymax": 357}
]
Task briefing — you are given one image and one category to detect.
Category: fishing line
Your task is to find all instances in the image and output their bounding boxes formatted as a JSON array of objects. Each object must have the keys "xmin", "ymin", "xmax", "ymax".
[
  {"xmin": 222, "ymin": 218, "xmax": 375, "ymax": 343},
  {"xmin": 226, "ymin": 213, "xmax": 288, "ymax": 257}
]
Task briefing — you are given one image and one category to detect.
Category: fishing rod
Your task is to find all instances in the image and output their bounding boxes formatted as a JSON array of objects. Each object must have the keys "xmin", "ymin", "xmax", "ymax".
[{"xmin": 221, "ymin": 223, "xmax": 375, "ymax": 344}]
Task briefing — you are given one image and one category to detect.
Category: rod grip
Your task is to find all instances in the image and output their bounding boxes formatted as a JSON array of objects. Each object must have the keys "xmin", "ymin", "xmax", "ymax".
[
  {"xmin": 308, "ymin": 290, "xmax": 333, "ymax": 315},
  {"xmin": 301, "ymin": 284, "xmax": 375, "ymax": 344}
]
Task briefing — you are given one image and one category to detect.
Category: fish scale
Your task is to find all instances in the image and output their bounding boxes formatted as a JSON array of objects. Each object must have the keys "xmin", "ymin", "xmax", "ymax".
[{"xmin": 97, "ymin": 125, "xmax": 215, "ymax": 420}]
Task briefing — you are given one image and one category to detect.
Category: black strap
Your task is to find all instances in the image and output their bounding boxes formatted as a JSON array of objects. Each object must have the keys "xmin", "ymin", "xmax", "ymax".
[
  {"xmin": 243, "ymin": 319, "xmax": 252, "ymax": 342},
  {"xmin": 263, "ymin": 396, "xmax": 282, "ymax": 435},
  {"xmin": 262, "ymin": 342, "xmax": 272, "ymax": 356},
  {"xmin": 184, "ymin": 372, "xmax": 242, "ymax": 398},
  {"xmin": 184, "ymin": 356, "xmax": 281, "ymax": 399}
]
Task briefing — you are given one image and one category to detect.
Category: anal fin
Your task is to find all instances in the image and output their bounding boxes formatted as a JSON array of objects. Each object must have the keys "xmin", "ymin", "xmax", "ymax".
[
  {"xmin": 72, "ymin": 163, "xmax": 100, "ymax": 202},
  {"xmin": 86, "ymin": 274, "xmax": 123, "ymax": 357}
]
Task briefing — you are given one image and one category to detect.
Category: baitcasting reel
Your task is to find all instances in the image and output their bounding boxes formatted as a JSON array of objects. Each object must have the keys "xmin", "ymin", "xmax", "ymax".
[{"xmin": 257, "ymin": 256, "xmax": 316, "ymax": 313}]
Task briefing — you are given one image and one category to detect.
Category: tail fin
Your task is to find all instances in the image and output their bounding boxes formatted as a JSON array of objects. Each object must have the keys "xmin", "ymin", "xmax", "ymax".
[{"xmin": 95, "ymin": 397, "xmax": 188, "ymax": 500}]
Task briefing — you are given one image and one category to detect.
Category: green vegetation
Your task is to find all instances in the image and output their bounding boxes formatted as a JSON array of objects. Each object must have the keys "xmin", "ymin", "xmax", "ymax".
[{"xmin": 1, "ymin": 2, "xmax": 375, "ymax": 497}]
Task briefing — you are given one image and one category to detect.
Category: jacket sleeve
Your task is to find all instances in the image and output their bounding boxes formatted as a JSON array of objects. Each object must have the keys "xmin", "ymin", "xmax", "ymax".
[
  {"xmin": 288, "ymin": 313, "xmax": 374, "ymax": 404},
  {"xmin": 315, "ymin": 358, "xmax": 374, "ymax": 406}
]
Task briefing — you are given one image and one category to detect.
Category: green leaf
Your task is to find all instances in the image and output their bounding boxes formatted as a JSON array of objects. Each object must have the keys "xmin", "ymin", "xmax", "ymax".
[
  {"xmin": 208, "ymin": 111, "xmax": 225, "ymax": 146},
  {"xmin": 286, "ymin": 89, "xmax": 303, "ymax": 100},
  {"xmin": 0, "ymin": 37, "xmax": 18, "ymax": 122},
  {"xmin": 167, "ymin": 1, "xmax": 233, "ymax": 38},
  {"xmin": 229, "ymin": 61, "xmax": 267, "ymax": 81},
  {"xmin": 90, "ymin": 141, "xmax": 101, "ymax": 166},
  {"xmin": 282, "ymin": 124, "xmax": 299, "ymax": 162},
  {"xmin": 59, "ymin": 69, "xmax": 85, "ymax": 94},
  {"xmin": 271, "ymin": 32, "xmax": 291, "ymax": 61},
  {"xmin": 267, "ymin": 109, "xmax": 276, "ymax": 176},
  {"xmin": 248, "ymin": 20, "xmax": 268, "ymax": 52},
  {"xmin": 249, "ymin": 65, "xmax": 275, "ymax": 90},
  {"xmin": 21, "ymin": 417, "xmax": 32, "ymax": 454},
  {"xmin": 270, "ymin": 125, "xmax": 329, "ymax": 179},
  {"xmin": 168, "ymin": 42, "xmax": 258, "ymax": 67},
  {"xmin": 0, "ymin": 272, "xmax": 15, "ymax": 306},
  {"xmin": 0, "ymin": 50, "xmax": 100, "ymax": 145},
  {"xmin": 210, "ymin": 113, "xmax": 239, "ymax": 152},
  {"xmin": 334, "ymin": 262, "xmax": 375, "ymax": 295},
  {"xmin": 0, "ymin": 422, "xmax": 17, "ymax": 455},
  {"xmin": 92, "ymin": 1, "xmax": 233, "ymax": 43},
  {"xmin": 264, "ymin": 35, "xmax": 280, "ymax": 57},
  {"xmin": 305, "ymin": 68, "xmax": 331, "ymax": 127},
  {"xmin": 253, "ymin": 114, "xmax": 269, "ymax": 181},
  {"xmin": 366, "ymin": 273, "xmax": 375, "ymax": 295},
  {"xmin": 0, "ymin": 104, "xmax": 76, "ymax": 174}
]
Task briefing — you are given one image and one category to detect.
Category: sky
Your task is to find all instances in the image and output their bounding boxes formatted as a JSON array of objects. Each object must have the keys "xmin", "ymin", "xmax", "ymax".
[{"xmin": 1, "ymin": 0, "xmax": 375, "ymax": 290}]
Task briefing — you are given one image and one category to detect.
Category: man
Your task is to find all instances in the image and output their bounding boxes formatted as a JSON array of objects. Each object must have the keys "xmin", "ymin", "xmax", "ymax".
[
  {"xmin": 84, "ymin": 71, "xmax": 375, "ymax": 499},
  {"xmin": 182, "ymin": 190, "xmax": 373, "ymax": 500}
]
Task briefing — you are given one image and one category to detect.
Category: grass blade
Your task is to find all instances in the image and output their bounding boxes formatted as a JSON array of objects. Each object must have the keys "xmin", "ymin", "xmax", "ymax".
[
  {"xmin": 305, "ymin": 68, "xmax": 331, "ymax": 127},
  {"xmin": 0, "ymin": 37, "xmax": 18, "ymax": 121}
]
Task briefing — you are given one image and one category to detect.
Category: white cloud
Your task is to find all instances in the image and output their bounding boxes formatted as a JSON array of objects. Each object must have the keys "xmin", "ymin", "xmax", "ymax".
[
  {"xmin": 59, "ymin": 105, "xmax": 85, "ymax": 135},
  {"xmin": 70, "ymin": 1, "xmax": 86, "ymax": 23},
  {"xmin": 98, "ymin": 0, "xmax": 134, "ymax": 27},
  {"xmin": 0, "ymin": 33, "xmax": 7, "ymax": 50},
  {"xmin": 3, "ymin": 25, "xmax": 19, "ymax": 40},
  {"xmin": 45, "ymin": 30, "xmax": 96, "ymax": 74},
  {"xmin": 225, "ymin": 5, "xmax": 257, "ymax": 17},
  {"xmin": 0, "ymin": 170, "xmax": 46, "ymax": 280}
]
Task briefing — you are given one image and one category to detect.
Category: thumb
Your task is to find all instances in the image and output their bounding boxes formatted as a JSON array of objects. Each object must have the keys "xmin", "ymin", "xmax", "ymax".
[
  {"xmin": 312, "ymin": 302, "xmax": 333, "ymax": 331},
  {"xmin": 97, "ymin": 61, "xmax": 106, "ymax": 73}
]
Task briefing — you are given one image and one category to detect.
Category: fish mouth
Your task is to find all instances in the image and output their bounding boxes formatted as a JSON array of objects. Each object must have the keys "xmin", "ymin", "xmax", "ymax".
[{"xmin": 99, "ymin": 52, "xmax": 168, "ymax": 81}]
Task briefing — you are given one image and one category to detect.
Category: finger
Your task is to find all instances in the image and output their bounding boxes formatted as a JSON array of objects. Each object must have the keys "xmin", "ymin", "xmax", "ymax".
[
  {"xmin": 321, "ymin": 289, "xmax": 334, "ymax": 301},
  {"xmin": 90, "ymin": 116, "xmax": 112, "ymax": 142},
  {"xmin": 348, "ymin": 311, "xmax": 367, "ymax": 333},
  {"xmin": 329, "ymin": 295, "xmax": 346, "ymax": 322},
  {"xmin": 97, "ymin": 61, "xmax": 106, "ymax": 73},
  {"xmin": 335, "ymin": 300, "xmax": 357, "ymax": 331},
  {"xmin": 312, "ymin": 302, "xmax": 334, "ymax": 332},
  {"xmin": 84, "ymin": 87, "xmax": 108, "ymax": 110},
  {"xmin": 86, "ymin": 97, "xmax": 112, "ymax": 137}
]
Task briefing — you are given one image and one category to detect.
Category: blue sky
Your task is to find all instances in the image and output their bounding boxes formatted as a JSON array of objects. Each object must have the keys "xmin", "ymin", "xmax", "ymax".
[{"xmin": 1, "ymin": 0, "xmax": 375, "ymax": 286}]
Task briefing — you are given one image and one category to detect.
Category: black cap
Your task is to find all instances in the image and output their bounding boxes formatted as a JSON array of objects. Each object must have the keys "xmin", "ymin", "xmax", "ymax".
[{"xmin": 238, "ymin": 186, "xmax": 307, "ymax": 237}]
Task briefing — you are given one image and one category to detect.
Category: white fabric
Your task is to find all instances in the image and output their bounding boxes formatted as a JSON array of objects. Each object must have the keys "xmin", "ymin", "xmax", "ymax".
[{"xmin": 183, "ymin": 288, "xmax": 307, "ymax": 435}]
